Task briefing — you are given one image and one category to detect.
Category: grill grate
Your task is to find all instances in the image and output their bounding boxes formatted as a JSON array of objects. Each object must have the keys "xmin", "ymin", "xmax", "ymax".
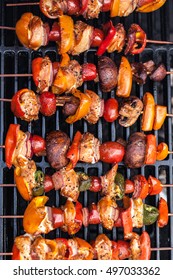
[{"xmin": 0, "ymin": 0, "xmax": 173, "ymax": 260}]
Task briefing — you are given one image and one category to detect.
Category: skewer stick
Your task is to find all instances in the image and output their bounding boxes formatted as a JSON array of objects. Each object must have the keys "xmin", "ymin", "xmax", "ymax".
[
  {"xmin": 0, "ymin": 215, "xmax": 23, "ymax": 218},
  {"xmin": 0, "ymin": 247, "xmax": 173, "ymax": 256},
  {"xmin": 1, "ymin": 25, "xmax": 173, "ymax": 46},
  {"xmin": 0, "ymin": 74, "xmax": 32, "ymax": 77},
  {"xmin": 6, "ymin": 2, "xmax": 39, "ymax": 6}
]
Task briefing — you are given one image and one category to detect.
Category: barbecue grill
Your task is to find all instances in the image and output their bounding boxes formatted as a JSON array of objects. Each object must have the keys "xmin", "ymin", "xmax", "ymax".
[{"xmin": 0, "ymin": 0, "xmax": 173, "ymax": 260}]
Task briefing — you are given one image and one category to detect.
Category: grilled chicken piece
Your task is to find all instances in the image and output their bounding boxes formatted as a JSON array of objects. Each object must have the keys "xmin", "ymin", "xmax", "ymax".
[
  {"xmin": 19, "ymin": 89, "xmax": 40, "ymax": 121},
  {"xmin": 52, "ymin": 60, "xmax": 83, "ymax": 94},
  {"xmin": 97, "ymin": 196, "xmax": 119, "ymax": 230},
  {"xmin": 52, "ymin": 167, "xmax": 80, "ymax": 201},
  {"xmin": 70, "ymin": 21, "xmax": 94, "ymax": 55},
  {"xmin": 94, "ymin": 234, "xmax": 113, "ymax": 260},
  {"xmin": 119, "ymin": 96, "xmax": 143, "ymax": 127},
  {"xmin": 84, "ymin": 90, "xmax": 104, "ymax": 124},
  {"xmin": 83, "ymin": 0, "xmax": 103, "ymax": 19},
  {"xmin": 14, "ymin": 235, "xmax": 32, "ymax": 260},
  {"xmin": 118, "ymin": 0, "xmax": 138, "ymax": 16},
  {"xmin": 79, "ymin": 132, "xmax": 100, "ymax": 163},
  {"xmin": 46, "ymin": 130, "xmax": 70, "ymax": 170},
  {"xmin": 100, "ymin": 164, "xmax": 118, "ymax": 197},
  {"xmin": 68, "ymin": 238, "xmax": 94, "ymax": 260},
  {"xmin": 35, "ymin": 56, "xmax": 53, "ymax": 93}
]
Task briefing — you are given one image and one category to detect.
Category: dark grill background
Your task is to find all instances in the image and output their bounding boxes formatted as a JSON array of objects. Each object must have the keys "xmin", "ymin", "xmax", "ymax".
[{"xmin": 0, "ymin": 0, "xmax": 173, "ymax": 260}]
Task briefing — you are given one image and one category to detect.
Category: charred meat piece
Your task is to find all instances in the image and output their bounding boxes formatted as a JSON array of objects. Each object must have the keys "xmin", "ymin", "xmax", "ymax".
[
  {"xmin": 98, "ymin": 56, "xmax": 118, "ymax": 92},
  {"xmin": 124, "ymin": 132, "xmax": 146, "ymax": 168},
  {"xmin": 94, "ymin": 234, "xmax": 113, "ymax": 260},
  {"xmin": 118, "ymin": 0, "xmax": 138, "ymax": 17},
  {"xmin": 79, "ymin": 132, "xmax": 100, "ymax": 163},
  {"xmin": 83, "ymin": 0, "xmax": 102, "ymax": 19},
  {"xmin": 46, "ymin": 130, "xmax": 70, "ymax": 170},
  {"xmin": 143, "ymin": 60, "xmax": 155, "ymax": 73},
  {"xmin": 70, "ymin": 21, "xmax": 94, "ymax": 55},
  {"xmin": 52, "ymin": 167, "xmax": 80, "ymax": 201},
  {"xmin": 36, "ymin": 56, "xmax": 53, "ymax": 93},
  {"xmin": 84, "ymin": 90, "xmax": 104, "ymax": 124},
  {"xmin": 119, "ymin": 96, "xmax": 143, "ymax": 127}
]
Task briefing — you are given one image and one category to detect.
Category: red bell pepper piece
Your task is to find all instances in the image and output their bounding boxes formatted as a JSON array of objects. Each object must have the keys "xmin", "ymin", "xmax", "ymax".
[
  {"xmin": 66, "ymin": 131, "xmax": 82, "ymax": 169},
  {"xmin": 148, "ymin": 175, "xmax": 162, "ymax": 195},
  {"xmin": 43, "ymin": 175, "xmax": 54, "ymax": 193},
  {"xmin": 12, "ymin": 244, "xmax": 21, "ymax": 260},
  {"xmin": 121, "ymin": 204, "xmax": 133, "ymax": 239},
  {"xmin": 145, "ymin": 134, "xmax": 157, "ymax": 165},
  {"xmin": 139, "ymin": 231, "xmax": 151, "ymax": 260},
  {"xmin": 96, "ymin": 21, "xmax": 116, "ymax": 56},
  {"xmin": 124, "ymin": 179, "xmax": 135, "ymax": 194},
  {"xmin": 158, "ymin": 197, "xmax": 169, "ymax": 228},
  {"xmin": 5, "ymin": 124, "xmax": 20, "ymax": 169},
  {"xmin": 125, "ymin": 24, "xmax": 147, "ymax": 55},
  {"xmin": 11, "ymin": 89, "xmax": 26, "ymax": 118}
]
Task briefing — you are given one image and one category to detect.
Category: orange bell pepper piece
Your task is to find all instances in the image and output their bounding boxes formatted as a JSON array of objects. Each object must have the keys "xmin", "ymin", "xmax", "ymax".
[
  {"xmin": 58, "ymin": 15, "xmax": 74, "ymax": 54},
  {"xmin": 60, "ymin": 53, "xmax": 70, "ymax": 67},
  {"xmin": 141, "ymin": 92, "xmax": 155, "ymax": 131},
  {"xmin": 158, "ymin": 197, "xmax": 169, "ymax": 228},
  {"xmin": 14, "ymin": 167, "xmax": 32, "ymax": 201},
  {"xmin": 153, "ymin": 105, "xmax": 167, "ymax": 130},
  {"xmin": 136, "ymin": 0, "xmax": 166, "ymax": 13},
  {"xmin": 15, "ymin": 12, "xmax": 33, "ymax": 48},
  {"xmin": 110, "ymin": 0, "xmax": 120, "ymax": 17},
  {"xmin": 156, "ymin": 142, "xmax": 169, "ymax": 160},
  {"xmin": 116, "ymin": 56, "xmax": 132, "ymax": 98},
  {"xmin": 65, "ymin": 89, "xmax": 91, "ymax": 124},
  {"xmin": 23, "ymin": 196, "xmax": 49, "ymax": 234}
]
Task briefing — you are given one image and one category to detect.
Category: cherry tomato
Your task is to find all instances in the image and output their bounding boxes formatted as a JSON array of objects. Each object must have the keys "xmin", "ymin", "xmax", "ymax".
[
  {"xmin": 103, "ymin": 98, "xmax": 119, "ymax": 122},
  {"xmin": 156, "ymin": 142, "xmax": 169, "ymax": 161},
  {"xmin": 124, "ymin": 179, "xmax": 135, "ymax": 194},
  {"xmin": 82, "ymin": 63, "xmax": 97, "ymax": 81},
  {"xmin": 89, "ymin": 176, "xmax": 102, "ymax": 192},
  {"xmin": 102, "ymin": 0, "xmax": 112, "ymax": 12},
  {"xmin": 67, "ymin": 0, "xmax": 80, "ymax": 15},
  {"xmin": 80, "ymin": 0, "xmax": 88, "ymax": 14},
  {"xmin": 89, "ymin": 203, "xmax": 101, "ymax": 224},
  {"xmin": 91, "ymin": 28, "xmax": 104, "ymax": 48},
  {"xmin": 43, "ymin": 175, "xmax": 54, "ymax": 192},
  {"xmin": 99, "ymin": 141, "xmax": 125, "ymax": 163},
  {"xmin": 38, "ymin": 91, "xmax": 56, "ymax": 116},
  {"xmin": 31, "ymin": 135, "xmax": 46, "ymax": 156}
]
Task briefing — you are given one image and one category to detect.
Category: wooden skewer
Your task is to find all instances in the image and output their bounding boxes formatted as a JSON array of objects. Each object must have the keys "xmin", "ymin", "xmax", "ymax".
[
  {"xmin": 1, "ymin": 25, "xmax": 173, "ymax": 46},
  {"xmin": 0, "ymin": 182, "xmax": 173, "ymax": 189},
  {"xmin": 6, "ymin": 2, "xmax": 39, "ymax": 6},
  {"xmin": 0, "ymin": 73, "xmax": 32, "ymax": 77},
  {"xmin": 0, "ymin": 247, "xmax": 173, "ymax": 256},
  {"xmin": 0, "ymin": 215, "xmax": 23, "ymax": 218}
]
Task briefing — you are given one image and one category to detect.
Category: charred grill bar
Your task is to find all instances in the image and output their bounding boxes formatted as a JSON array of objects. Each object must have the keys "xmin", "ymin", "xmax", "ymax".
[{"xmin": 0, "ymin": 0, "xmax": 173, "ymax": 260}]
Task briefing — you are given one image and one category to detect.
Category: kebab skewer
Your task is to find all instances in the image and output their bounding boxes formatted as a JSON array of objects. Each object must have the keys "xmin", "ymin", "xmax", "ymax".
[
  {"xmin": 6, "ymin": 0, "xmax": 167, "ymax": 19},
  {"xmin": 1, "ymin": 13, "xmax": 173, "ymax": 56},
  {"xmin": 3, "ymin": 231, "xmax": 154, "ymax": 260},
  {"xmin": 4, "ymin": 194, "xmax": 168, "ymax": 236}
]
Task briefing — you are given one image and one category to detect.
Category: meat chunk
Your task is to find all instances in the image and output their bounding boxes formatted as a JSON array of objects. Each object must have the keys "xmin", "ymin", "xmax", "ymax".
[
  {"xmin": 84, "ymin": 90, "xmax": 104, "ymax": 124},
  {"xmin": 79, "ymin": 132, "xmax": 100, "ymax": 163},
  {"xmin": 70, "ymin": 21, "xmax": 94, "ymax": 55},
  {"xmin": 107, "ymin": 23, "xmax": 126, "ymax": 53},
  {"xmin": 52, "ymin": 168, "xmax": 80, "ymax": 201},
  {"xmin": 46, "ymin": 130, "xmax": 70, "ymax": 170}
]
